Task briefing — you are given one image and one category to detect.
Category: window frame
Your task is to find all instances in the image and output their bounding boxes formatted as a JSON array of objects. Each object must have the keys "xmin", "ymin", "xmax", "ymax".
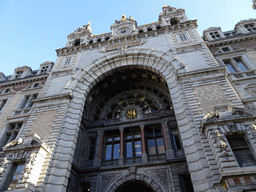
[
  {"xmin": 177, "ymin": 32, "xmax": 190, "ymax": 43},
  {"xmin": 5, "ymin": 163, "xmax": 25, "ymax": 191},
  {"xmin": 145, "ymin": 125, "xmax": 166, "ymax": 158},
  {"xmin": 209, "ymin": 31, "xmax": 221, "ymax": 40},
  {"xmin": 218, "ymin": 54, "xmax": 252, "ymax": 74},
  {"xmin": 227, "ymin": 135, "xmax": 256, "ymax": 167},
  {"xmin": 0, "ymin": 122, "xmax": 23, "ymax": 150},
  {"xmin": 104, "ymin": 132, "xmax": 120, "ymax": 161},
  {"xmin": 124, "ymin": 127, "xmax": 142, "ymax": 159}
]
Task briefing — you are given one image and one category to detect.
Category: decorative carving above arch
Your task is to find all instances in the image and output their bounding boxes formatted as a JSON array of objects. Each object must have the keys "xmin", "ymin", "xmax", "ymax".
[
  {"xmin": 104, "ymin": 173, "xmax": 167, "ymax": 192},
  {"xmin": 63, "ymin": 48, "xmax": 182, "ymax": 96}
]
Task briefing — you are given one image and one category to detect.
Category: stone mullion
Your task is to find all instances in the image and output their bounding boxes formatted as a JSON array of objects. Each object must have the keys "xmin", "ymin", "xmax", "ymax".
[
  {"xmin": 93, "ymin": 130, "xmax": 103, "ymax": 167},
  {"xmin": 118, "ymin": 128, "xmax": 124, "ymax": 165},
  {"xmin": 162, "ymin": 122, "xmax": 175, "ymax": 159},
  {"xmin": 140, "ymin": 125, "xmax": 148, "ymax": 163}
]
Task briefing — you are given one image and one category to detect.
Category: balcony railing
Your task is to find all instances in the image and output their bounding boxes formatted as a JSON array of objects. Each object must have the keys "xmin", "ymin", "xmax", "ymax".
[
  {"xmin": 148, "ymin": 154, "xmax": 166, "ymax": 162},
  {"xmin": 101, "ymin": 159, "xmax": 118, "ymax": 166},
  {"xmin": 229, "ymin": 69, "xmax": 256, "ymax": 80},
  {"xmin": 124, "ymin": 157, "xmax": 142, "ymax": 164}
]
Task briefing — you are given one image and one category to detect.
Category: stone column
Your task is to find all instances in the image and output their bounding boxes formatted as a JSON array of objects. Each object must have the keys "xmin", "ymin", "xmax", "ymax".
[
  {"xmin": 93, "ymin": 130, "xmax": 103, "ymax": 167},
  {"xmin": 140, "ymin": 125, "xmax": 148, "ymax": 163},
  {"xmin": 118, "ymin": 128, "xmax": 124, "ymax": 165},
  {"xmin": 162, "ymin": 121, "xmax": 175, "ymax": 159}
]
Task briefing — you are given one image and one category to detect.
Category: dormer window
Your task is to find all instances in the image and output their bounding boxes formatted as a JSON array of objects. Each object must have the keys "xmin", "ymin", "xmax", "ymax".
[
  {"xmin": 170, "ymin": 18, "xmax": 179, "ymax": 25},
  {"xmin": 40, "ymin": 66, "xmax": 49, "ymax": 74},
  {"xmin": 15, "ymin": 71, "xmax": 23, "ymax": 78},
  {"xmin": 209, "ymin": 31, "xmax": 220, "ymax": 40},
  {"xmin": 221, "ymin": 47, "xmax": 231, "ymax": 52},
  {"xmin": 244, "ymin": 23, "xmax": 256, "ymax": 32}
]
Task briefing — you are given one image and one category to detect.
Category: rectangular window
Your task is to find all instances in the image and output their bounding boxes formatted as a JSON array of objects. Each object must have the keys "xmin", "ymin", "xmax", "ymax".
[
  {"xmin": 0, "ymin": 123, "xmax": 22, "ymax": 150},
  {"xmin": 171, "ymin": 128, "xmax": 182, "ymax": 150},
  {"xmin": 104, "ymin": 133, "xmax": 120, "ymax": 161},
  {"xmin": 244, "ymin": 23, "xmax": 256, "ymax": 32},
  {"xmin": 19, "ymin": 93, "xmax": 38, "ymax": 109},
  {"xmin": 209, "ymin": 31, "xmax": 220, "ymax": 40},
  {"xmin": 0, "ymin": 99, "xmax": 7, "ymax": 112},
  {"xmin": 15, "ymin": 71, "xmax": 23, "ymax": 78},
  {"xmin": 234, "ymin": 57, "xmax": 247, "ymax": 72},
  {"xmin": 145, "ymin": 125, "xmax": 165, "ymax": 158},
  {"xmin": 227, "ymin": 136, "xmax": 256, "ymax": 167},
  {"xmin": 125, "ymin": 127, "xmax": 142, "ymax": 159},
  {"xmin": 6, "ymin": 163, "xmax": 25, "ymax": 191},
  {"xmin": 178, "ymin": 33, "xmax": 189, "ymax": 42},
  {"xmin": 222, "ymin": 57, "xmax": 249, "ymax": 74},
  {"xmin": 64, "ymin": 57, "xmax": 72, "ymax": 65},
  {"xmin": 40, "ymin": 66, "xmax": 49, "ymax": 74},
  {"xmin": 221, "ymin": 47, "xmax": 230, "ymax": 52}
]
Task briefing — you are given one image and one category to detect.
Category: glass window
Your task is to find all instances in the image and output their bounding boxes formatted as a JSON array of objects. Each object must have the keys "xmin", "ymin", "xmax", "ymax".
[
  {"xmin": 104, "ymin": 133, "xmax": 120, "ymax": 161},
  {"xmin": 0, "ymin": 123, "xmax": 22, "ymax": 150},
  {"xmin": 145, "ymin": 125, "xmax": 165, "ymax": 157},
  {"xmin": 125, "ymin": 128, "xmax": 142, "ymax": 159},
  {"xmin": 7, "ymin": 163, "xmax": 24, "ymax": 191},
  {"xmin": 172, "ymin": 129, "xmax": 182, "ymax": 150},
  {"xmin": 235, "ymin": 58, "xmax": 247, "ymax": 72},
  {"xmin": 227, "ymin": 136, "xmax": 256, "ymax": 167}
]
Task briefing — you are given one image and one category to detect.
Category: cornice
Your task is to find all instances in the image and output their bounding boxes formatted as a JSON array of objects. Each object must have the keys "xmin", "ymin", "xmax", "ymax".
[
  {"xmin": 56, "ymin": 20, "xmax": 198, "ymax": 57},
  {"xmin": 0, "ymin": 74, "xmax": 48, "ymax": 88},
  {"xmin": 206, "ymin": 32, "xmax": 256, "ymax": 48}
]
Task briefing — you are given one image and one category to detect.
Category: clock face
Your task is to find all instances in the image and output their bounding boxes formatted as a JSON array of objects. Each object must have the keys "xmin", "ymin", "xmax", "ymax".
[{"xmin": 119, "ymin": 28, "xmax": 129, "ymax": 34}]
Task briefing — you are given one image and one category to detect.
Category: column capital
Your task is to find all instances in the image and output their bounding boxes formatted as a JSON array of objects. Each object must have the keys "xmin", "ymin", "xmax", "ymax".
[
  {"xmin": 97, "ymin": 130, "xmax": 104, "ymax": 135},
  {"xmin": 140, "ymin": 125, "xmax": 144, "ymax": 129},
  {"xmin": 161, "ymin": 120, "xmax": 168, "ymax": 127},
  {"xmin": 119, "ymin": 127, "xmax": 124, "ymax": 131}
]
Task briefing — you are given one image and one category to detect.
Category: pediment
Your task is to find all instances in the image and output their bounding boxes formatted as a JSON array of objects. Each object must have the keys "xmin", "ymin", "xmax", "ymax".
[
  {"xmin": 2, "ymin": 133, "xmax": 50, "ymax": 152},
  {"xmin": 201, "ymin": 105, "xmax": 255, "ymax": 128}
]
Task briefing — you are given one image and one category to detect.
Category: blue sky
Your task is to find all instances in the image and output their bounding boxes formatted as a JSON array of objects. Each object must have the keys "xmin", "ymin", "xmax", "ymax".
[{"xmin": 0, "ymin": 0, "xmax": 255, "ymax": 76}]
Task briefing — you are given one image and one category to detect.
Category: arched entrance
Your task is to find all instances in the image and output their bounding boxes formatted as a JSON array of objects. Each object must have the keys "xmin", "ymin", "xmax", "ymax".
[{"xmin": 115, "ymin": 180, "xmax": 154, "ymax": 192}]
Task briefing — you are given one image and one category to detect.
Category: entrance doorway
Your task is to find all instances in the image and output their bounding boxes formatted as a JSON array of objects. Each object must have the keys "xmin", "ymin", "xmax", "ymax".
[{"xmin": 115, "ymin": 180, "xmax": 154, "ymax": 192}]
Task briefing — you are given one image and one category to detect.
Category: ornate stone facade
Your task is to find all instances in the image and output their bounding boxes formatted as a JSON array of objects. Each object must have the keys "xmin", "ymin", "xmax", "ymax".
[{"xmin": 0, "ymin": 5, "xmax": 256, "ymax": 192}]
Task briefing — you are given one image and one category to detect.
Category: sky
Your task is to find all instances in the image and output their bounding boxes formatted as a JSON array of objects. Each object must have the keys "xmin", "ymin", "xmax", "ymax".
[{"xmin": 0, "ymin": 0, "xmax": 255, "ymax": 76}]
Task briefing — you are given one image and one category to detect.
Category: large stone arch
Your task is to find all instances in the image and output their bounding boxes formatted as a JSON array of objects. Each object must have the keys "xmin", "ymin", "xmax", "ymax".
[
  {"xmin": 44, "ymin": 48, "xmax": 203, "ymax": 191},
  {"xmin": 105, "ymin": 173, "xmax": 168, "ymax": 192}
]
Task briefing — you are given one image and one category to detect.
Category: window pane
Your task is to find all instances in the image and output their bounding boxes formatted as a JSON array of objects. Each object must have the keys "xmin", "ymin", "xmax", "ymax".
[
  {"xmin": 105, "ymin": 145, "xmax": 112, "ymax": 160},
  {"xmin": 134, "ymin": 134, "xmax": 141, "ymax": 138},
  {"xmin": 15, "ymin": 164, "xmax": 24, "ymax": 173},
  {"xmin": 107, "ymin": 137, "xmax": 112, "ymax": 142},
  {"xmin": 147, "ymin": 139, "xmax": 156, "ymax": 155},
  {"xmin": 155, "ymin": 128, "xmax": 162, "ymax": 136},
  {"xmin": 126, "ymin": 142, "xmax": 133, "ymax": 158},
  {"xmin": 113, "ymin": 144, "xmax": 120, "ymax": 159},
  {"xmin": 234, "ymin": 150, "xmax": 256, "ymax": 167},
  {"xmin": 226, "ymin": 64, "xmax": 236, "ymax": 73},
  {"xmin": 237, "ymin": 61, "xmax": 247, "ymax": 72},
  {"xmin": 228, "ymin": 137, "xmax": 247, "ymax": 148},
  {"xmin": 146, "ymin": 128, "xmax": 153, "ymax": 137},
  {"xmin": 156, "ymin": 138, "xmax": 165, "ymax": 154},
  {"xmin": 135, "ymin": 141, "xmax": 142, "ymax": 156},
  {"xmin": 114, "ymin": 136, "xmax": 120, "ymax": 141}
]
